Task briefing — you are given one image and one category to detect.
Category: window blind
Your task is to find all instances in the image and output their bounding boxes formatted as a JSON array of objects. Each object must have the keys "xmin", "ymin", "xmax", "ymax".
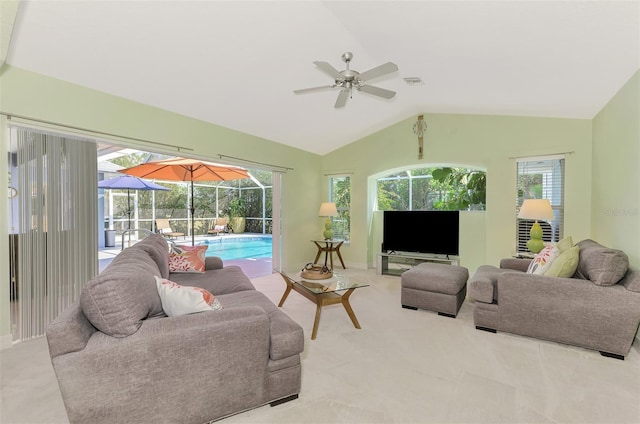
[{"xmin": 516, "ymin": 157, "xmax": 565, "ymax": 253}]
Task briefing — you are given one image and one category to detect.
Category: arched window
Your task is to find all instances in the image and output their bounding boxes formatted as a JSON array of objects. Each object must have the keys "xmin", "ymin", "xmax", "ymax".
[{"xmin": 376, "ymin": 166, "xmax": 486, "ymax": 211}]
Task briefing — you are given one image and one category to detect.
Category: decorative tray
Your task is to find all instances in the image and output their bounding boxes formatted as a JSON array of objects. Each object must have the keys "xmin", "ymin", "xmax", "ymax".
[{"xmin": 300, "ymin": 264, "xmax": 333, "ymax": 280}]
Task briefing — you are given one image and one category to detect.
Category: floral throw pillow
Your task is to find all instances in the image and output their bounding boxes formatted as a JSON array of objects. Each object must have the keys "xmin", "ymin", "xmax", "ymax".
[
  {"xmin": 155, "ymin": 276, "xmax": 222, "ymax": 317},
  {"xmin": 169, "ymin": 245, "xmax": 207, "ymax": 273},
  {"xmin": 526, "ymin": 244, "xmax": 560, "ymax": 275}
]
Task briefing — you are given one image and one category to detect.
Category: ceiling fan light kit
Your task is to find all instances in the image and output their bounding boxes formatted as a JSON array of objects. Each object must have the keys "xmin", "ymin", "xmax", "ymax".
[{"xmin": 294, "ymin": 52, "xmax": 399, "ymax": 108}]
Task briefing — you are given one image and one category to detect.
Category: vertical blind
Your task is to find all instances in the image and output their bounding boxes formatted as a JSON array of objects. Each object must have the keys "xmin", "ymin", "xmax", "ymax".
[
  {"xmin": 516, "ymin": 157, "xmax": 565, "ymax": 253},
  {"xmin": 10, "ymin": 127, "xmax": 98, "ymax": 341}
]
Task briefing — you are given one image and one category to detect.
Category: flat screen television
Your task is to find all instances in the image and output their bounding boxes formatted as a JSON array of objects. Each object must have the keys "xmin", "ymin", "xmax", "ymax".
[{"xmin": 382, "ymin": 210, "xmax": 459, "ymax": 256}]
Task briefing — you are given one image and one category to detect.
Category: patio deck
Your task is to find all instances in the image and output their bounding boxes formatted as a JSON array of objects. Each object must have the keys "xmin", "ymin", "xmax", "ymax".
[{"xmin": 99, "ymin": 233, "xmax": 274, "ymax": 279}]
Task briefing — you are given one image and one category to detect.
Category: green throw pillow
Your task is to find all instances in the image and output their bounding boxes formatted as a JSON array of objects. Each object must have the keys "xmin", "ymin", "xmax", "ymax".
[
  {"xmin": 544, "ymin": 245, "xmax": 580, "ymax": 278},
  {"xmin": 556, "ymin": 236, "xmax": 574, "ymax": 253}
]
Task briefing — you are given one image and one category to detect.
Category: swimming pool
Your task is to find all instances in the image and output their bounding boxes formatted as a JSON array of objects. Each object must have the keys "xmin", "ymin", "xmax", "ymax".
[{"xmin": 201, "ymin": 236, "xmax": 272, "ymax": 261}]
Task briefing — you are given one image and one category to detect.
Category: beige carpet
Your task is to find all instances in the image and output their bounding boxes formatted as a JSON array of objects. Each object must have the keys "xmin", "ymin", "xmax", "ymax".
[{"xmin": 2, "ymin": 269, "xmax": 639, "ymax": 424}]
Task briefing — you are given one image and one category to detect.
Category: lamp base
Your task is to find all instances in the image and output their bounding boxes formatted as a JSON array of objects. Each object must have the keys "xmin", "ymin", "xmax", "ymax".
[
  {"xmin": 323, "ymin": 218, "xmax": 333, "ymax": 240},
  {"xmin": 527, "ymin": 221, "xmax": 545, "ymax": 253},
  {"xmin": 527, "ymin": 238, "xmax": 545, "ymax": 254}
]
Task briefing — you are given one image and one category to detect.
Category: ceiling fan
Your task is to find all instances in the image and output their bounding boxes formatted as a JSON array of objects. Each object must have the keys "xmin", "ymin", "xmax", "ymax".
[{"xmin": 294, "ymin": 52, "xmax": 399, "ymax": 108}]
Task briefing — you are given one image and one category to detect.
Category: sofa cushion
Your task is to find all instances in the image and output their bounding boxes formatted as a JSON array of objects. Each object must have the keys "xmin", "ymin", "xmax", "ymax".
[
  {"xmin": 526, "ymin": 245, "xmax": 559, "ymax": 275},
  {"xmin": 155, "ymin": 276, "xmax": 222, "ymax": 316},
  {"xmin": 130, "ymin": 233, "xmax": 170, "ymax": 279},
  {"xmin": 574, "ymin": 239, "xmax": 629, "ymax": 286},
  {"xmin": 556, "ymin": 236, "xmax": 574, "ymax": 253},
  {"xmin": 169, "ymin": 245, "xmax": 207, "ymax": 273},
  {"xmin": 217, "ymin": 290, "xmax": 304, "ymax": 360},
  {"xmin": 544, "ymin": 245, "xmax": 580, "ymax": 278},
  {"xmin": 170, "ymin": 266, "xmax": 256, "ymax": 295},
  {"xmin": 80, "ymin": 248, "xmax": 165, "ymax": 337}
]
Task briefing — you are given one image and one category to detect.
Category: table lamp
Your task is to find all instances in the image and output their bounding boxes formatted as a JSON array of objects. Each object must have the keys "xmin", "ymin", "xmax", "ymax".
[
  {"xmin": 318, "ymin": 202, "xmax": 338, "ymax": 240},
  {"xmin": 517, "ymin": 199, "xmax": 554, "ymax": 253}
]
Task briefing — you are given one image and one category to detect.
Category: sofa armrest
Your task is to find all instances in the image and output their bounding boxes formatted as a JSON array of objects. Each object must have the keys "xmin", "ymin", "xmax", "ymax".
[
  {"xmin": 469, "ymin": 265, "xmax": 519, "ymax": 304},
  {"xmin": 500, "ymin": 257, "xmax": 531, "ymax": 272},
  {"xmin": 205, "ymin": 256, "xmax": 223, "ymax": 270},
  {"xmin": 46, "ymin": 303, "xmax": 97, "ymax": 359},
  {"xmin": 52, "ymin": 306, "xmax": 272, "ymax": 423}
]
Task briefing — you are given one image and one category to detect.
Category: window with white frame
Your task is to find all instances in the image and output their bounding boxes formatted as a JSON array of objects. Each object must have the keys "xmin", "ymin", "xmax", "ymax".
[
  {"xmin": 516, "ymin": 156, "xmax": 565, "ymax": 253},
  {"xmin": 376, "ymin": 167, "xmax": 486, "ymax": 211},
  {"xmin": 329, "ymin": 175, "xmax": 350, "ymax": 241}
]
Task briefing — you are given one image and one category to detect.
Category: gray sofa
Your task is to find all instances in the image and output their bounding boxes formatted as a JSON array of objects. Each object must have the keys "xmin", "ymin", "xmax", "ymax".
[
  {"xmin": 469, "ymin": 239, "xmax": 640, "ymax": 359},
  {"xmin": 46, "ymin": 234, "xmax": 304, "ymax": 424}
]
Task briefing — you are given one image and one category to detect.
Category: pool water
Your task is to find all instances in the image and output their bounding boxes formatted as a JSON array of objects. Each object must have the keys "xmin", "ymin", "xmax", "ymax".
[{"xmin": 201, "ymin": 236, "xmax": 272, "ymax": 261}]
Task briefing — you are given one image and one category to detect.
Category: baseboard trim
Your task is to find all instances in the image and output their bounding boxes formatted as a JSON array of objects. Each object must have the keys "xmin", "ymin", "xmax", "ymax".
[{"xmin": 0, "ymin": 333, "xmax": 13, "ymax": 351}]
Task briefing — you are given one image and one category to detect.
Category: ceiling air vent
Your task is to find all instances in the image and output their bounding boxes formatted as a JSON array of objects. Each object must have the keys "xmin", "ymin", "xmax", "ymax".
[{"xmin": 403, "ymin": 77, "xmax": 423, "ymax": 86}]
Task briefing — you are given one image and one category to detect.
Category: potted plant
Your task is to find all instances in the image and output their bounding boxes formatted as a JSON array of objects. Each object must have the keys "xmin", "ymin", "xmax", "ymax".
[{"xmin": 228, "ymin": 197, "xmax": 246, "ymax": 234}]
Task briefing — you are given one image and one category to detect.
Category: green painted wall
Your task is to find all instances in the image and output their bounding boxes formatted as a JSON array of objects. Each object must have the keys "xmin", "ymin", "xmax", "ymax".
[
  {"xmin": 322, "ymin": 113, "xmax": 593, "ymax": 273},
  {"xmin": 0, "ymin": 66, "xmax": 324, "ymax": 267},
  {"xmin": 592, "ymin": 70, "xmax": 640, "ymax": 267},
  {"xmin": 0, "ymin": 66, "xmax": 323, "ymax": 343},
  {"xmin": 1, "ymin": 64, "xmax": 637, "ymax": 346}
]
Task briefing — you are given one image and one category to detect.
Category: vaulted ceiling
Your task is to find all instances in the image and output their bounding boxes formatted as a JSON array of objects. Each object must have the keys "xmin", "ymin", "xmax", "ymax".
[{"xmin": 5, "ymin": 1, "xmax": 639, "ymax": 155}]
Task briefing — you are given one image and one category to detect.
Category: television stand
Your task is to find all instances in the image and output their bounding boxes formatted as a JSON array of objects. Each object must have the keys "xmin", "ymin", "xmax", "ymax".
[{"xmin": 376, "ymin": 252, "xmax": 460, "ymax": 276}]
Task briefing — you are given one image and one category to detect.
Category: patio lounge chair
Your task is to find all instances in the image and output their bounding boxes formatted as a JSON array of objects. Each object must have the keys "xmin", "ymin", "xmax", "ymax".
[
  {"xmin": 208, "ymin": 217, "xmax": 229, "ymax": 236},
  {"xmin": 155, "ymin": 219, "xmax": 185, "ymax": 239}
]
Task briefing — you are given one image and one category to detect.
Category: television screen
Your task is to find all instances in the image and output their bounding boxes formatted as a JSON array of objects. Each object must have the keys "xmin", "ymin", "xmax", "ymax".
[{"xmin": 382, "ymin": 210, "xmax": 459, "ymax": 256}]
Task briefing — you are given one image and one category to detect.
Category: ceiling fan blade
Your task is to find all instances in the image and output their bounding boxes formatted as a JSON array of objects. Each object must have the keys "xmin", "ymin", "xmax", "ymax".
[
  {"xmin": 334, "ymin": 88, "xmax": 350, "ymax": 108},
  {"xmin": 313, "ymin": 61, "xmax": 343, "ymax": 80},
  {"xmin": 358, "ymin": 84, "xmax": 396, "ymax": 99},
  {"xmin": 293, "ymin": 85, "xmax": 335, "ymax": 95},
  {"xmin": 357, "ymin": 62, "xmax": 399, "ymax": 82}
]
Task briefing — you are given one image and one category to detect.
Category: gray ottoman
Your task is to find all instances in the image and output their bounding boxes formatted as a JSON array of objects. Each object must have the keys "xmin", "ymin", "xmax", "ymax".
[{"xmin": 401, "ymin": 262, "xmax": 469, "ymax": 318}]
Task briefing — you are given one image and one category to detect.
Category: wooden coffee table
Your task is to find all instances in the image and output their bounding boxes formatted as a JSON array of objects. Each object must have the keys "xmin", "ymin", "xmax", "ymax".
[{"xmin": 276, "ymin": 270, "xmax": 368, "ymax": 340}]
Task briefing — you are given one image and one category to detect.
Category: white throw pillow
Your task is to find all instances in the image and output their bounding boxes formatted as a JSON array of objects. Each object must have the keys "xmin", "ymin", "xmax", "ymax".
[
  {"xmin": 155, "ymin": 276, "xmax": 222, "ymax": 317},
  {"xmin": 526, "ymin": 244, "xmax": 560, "ymax": 275}
]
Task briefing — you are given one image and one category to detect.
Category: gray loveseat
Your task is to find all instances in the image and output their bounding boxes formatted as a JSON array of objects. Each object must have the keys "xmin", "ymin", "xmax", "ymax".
[
  {"xmin": 46, "ymin": 234, "xmax": 304, "ymax": 424},
  {"xmin": 469, "ymin": 239, "xmax": 640, "ymax": 359}
]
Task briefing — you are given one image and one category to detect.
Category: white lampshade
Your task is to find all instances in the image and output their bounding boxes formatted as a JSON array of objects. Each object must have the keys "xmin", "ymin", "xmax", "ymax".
[
  {"xmin": 318, "ymin": 202, "xmax": 338, "ymax": 217},
  {"xmin": 518, "ymin": 199, "xmax": 554, "ymax": 221}
]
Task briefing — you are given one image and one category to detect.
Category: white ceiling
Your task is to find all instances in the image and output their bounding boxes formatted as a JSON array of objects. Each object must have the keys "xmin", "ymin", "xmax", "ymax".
[{"xmin": 6, "ymin": 1, "xmax": 640, "ymax": 155}]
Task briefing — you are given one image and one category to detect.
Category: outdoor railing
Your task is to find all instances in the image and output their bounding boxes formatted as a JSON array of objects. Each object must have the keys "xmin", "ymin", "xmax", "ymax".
[
  {"xmin": 106, "ymin": 217, "xmax": 273, "ymax": 236},
  {"xmin": 121, "ymin": 228, "xmax": 155, "ymax": 250}
]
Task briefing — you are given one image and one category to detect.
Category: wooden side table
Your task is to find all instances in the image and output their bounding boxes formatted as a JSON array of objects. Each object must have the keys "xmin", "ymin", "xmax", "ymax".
[{"xmin": 312, "ymin": 239, "xmax": 346, "ymax": 270}]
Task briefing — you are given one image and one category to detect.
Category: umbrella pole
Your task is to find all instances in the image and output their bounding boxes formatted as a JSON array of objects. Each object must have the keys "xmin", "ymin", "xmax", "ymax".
[
  {"xmin": 127, "ymin": 189, "xmax": 132, "ymax": 230},
  {"xmin": 127, "ymin": 188, "xmax": 132, "ymax": 247},
  {"xmin": 190, "ymin": 178, "xmax": 196, "ymax": 246}
]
